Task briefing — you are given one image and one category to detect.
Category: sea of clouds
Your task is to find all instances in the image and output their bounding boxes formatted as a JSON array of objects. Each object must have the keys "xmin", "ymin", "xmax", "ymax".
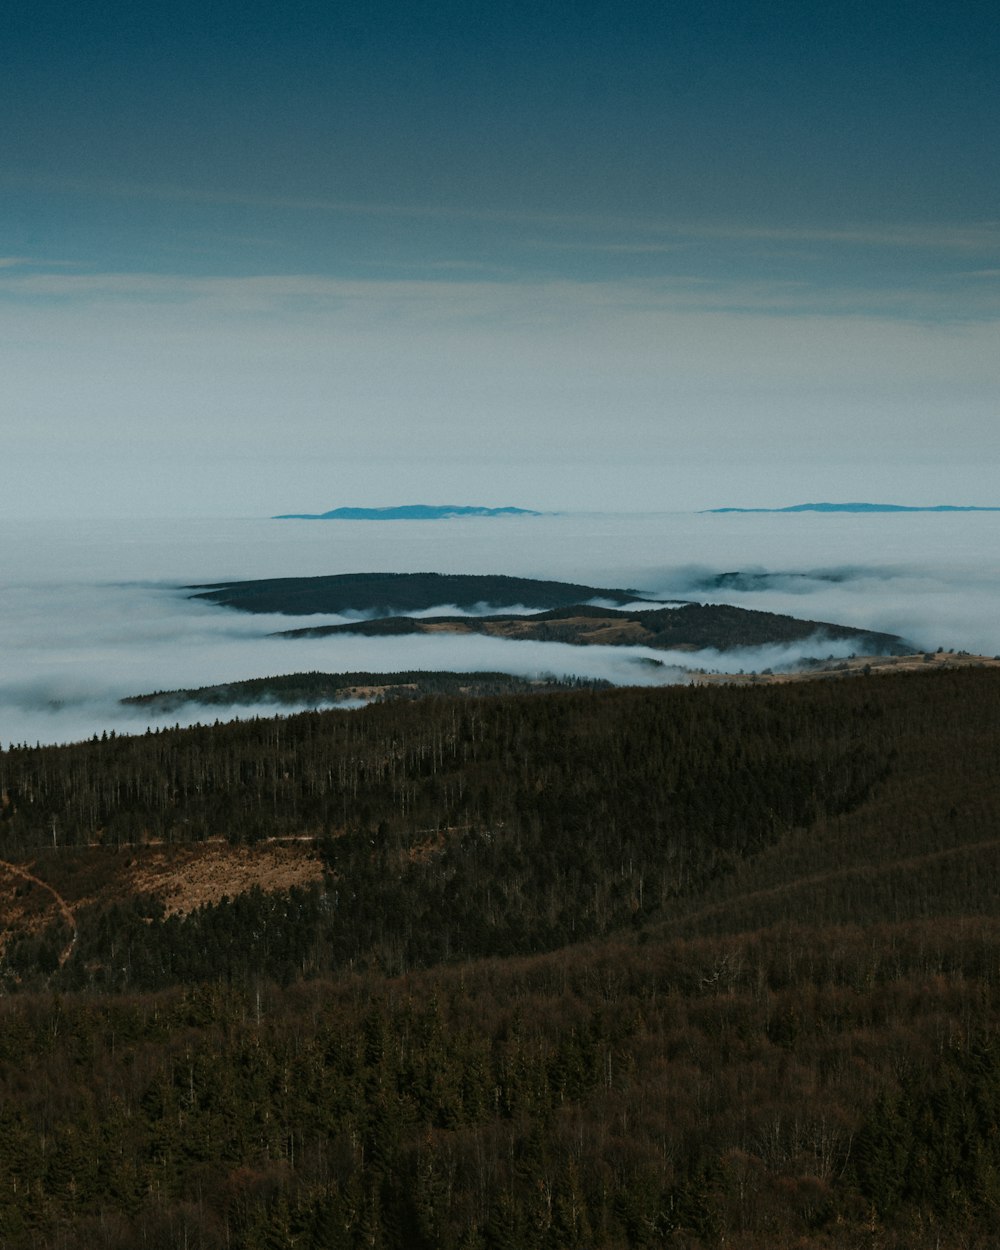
[{"xmin": 2, "ymin": 511, "xmax": 999, "ymax": 747}]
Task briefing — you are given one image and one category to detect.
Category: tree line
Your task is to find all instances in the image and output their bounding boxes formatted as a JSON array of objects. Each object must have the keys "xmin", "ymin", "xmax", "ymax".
[{"xmin": 2, "ymin": 669, "xmax": 1000, "ymax": 1246}]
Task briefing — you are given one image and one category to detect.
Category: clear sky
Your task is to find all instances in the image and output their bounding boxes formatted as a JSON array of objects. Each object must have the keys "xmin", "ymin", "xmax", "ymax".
[{"xmin": 3, "ymin": 0, "xmax": 998, "ymax": 516}]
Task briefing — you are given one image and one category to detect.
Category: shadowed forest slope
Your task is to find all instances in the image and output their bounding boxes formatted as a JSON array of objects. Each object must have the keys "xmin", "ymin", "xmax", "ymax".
[
  {"xmin": 187, "ymin": 571, "xmax": 659, "ymax": 614},
  {"xmin": 122, "ymin": 669, "xmax": 608, "ymax": 714},
  {"xmin": 275, "ymin": 600, "xmax": 908, "ymax": 653},
  {"xmin": 1, "ymin": 670, "xmax": 1000, "ymax": 1248}
]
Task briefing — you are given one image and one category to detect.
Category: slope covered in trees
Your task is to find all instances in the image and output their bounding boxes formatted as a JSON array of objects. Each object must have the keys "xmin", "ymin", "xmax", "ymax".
[
  {"xmin": 276, "ymin": 601, "xmax": 908, "ymax": 653},
  {"xmin": 273, "ymin": 504, "xmax": 541, "ymax": 519},
  {"xmin": 187, "ymin": 571, "xmax": 659, "ymax": 614},
  {"xmin": 123, "ymin": 670, "xmax": 608, "ymax": 714},
  {"xmin": 1, "ymin": 670, "xmax": 1000, "ymax": 1248}
]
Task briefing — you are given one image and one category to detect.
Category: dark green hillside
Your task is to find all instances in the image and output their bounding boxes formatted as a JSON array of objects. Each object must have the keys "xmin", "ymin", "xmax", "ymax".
[
  {"xmin": 274, "ymin": 504, "xmax": 541, "ymax": 519},
  {"xmin": 709, "ymin": 501, "xmax": 1000, "ymax": 512},
  {"xmin": 2, "ymin": 670, "xmax": 1000, "ymax": 1248},
  {"xmin": 1, "ymin": 681, "xmax": 889, "ymax": 982},
  {"xmin": 123, "ymin": 670, "xmax": 608, "ymax": 714},
  {"xmin": 278, "ymin": 600, "xmax": 908, "ymax": 653},
  {"xmin": 2, "ymin": 670, "xmax": 996, "ymax": 983},
  {"xmin": 188, "ymin": 571, "xmax": 657, "ymax": 614},
  {"xmin": 3, "ymin": 671, "xmax": 997, "ymax": 976}
]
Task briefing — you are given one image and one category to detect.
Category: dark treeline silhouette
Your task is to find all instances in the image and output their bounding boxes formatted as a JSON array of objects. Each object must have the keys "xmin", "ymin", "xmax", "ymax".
[
  {"xmin": 275, "ymin": 600, "xmax": 907, "ymax": 652},
  {"xmin": 187, "ymin": 570, "xmax": 653, "ymax": 614},
  {"xmin": 2, "ymin": 680, "xmax": 892, "ymax": 857},
  {"xmin": 1, "ymin": 682, "xmax": 887, "ymax": 982},
  {"xmin": 1, "ymin": 669, "xmax": 1000, "ymax": 1247},
  {"xmin": 122, "ymin": 670, "xmax": 609, "ymax": 714}
]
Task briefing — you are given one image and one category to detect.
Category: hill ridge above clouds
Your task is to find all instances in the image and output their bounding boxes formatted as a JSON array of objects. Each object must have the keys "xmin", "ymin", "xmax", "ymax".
[
  {"xmin": 273, "ymin": 504, "xmax": 542, "ymax": 520},
  {"xmin": 187, "ymin": 571, "xmax": 660, "ymax": 614},
  {"xmin": 708, "ymin": 501, "xmax": 1000, "ymax": 513}
]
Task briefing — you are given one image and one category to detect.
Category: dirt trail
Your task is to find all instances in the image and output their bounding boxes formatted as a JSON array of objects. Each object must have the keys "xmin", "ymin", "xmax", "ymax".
[
  {"xmin": 670, "ymin": 834, "xmax": 1000, "ymax": 933},
  {"xmin": 0, "ymin": 858, "xmax": 78, "ymax": 966}
]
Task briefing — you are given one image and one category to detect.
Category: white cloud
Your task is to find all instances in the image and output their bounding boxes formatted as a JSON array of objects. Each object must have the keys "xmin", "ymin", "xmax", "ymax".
[
  {"xmin": 1, "ymin": 269, "xmax": 996, "ymax": 518},
  {"xmin": 3, "ymin": 512, "xmax": 1000, "ymax": 747},
  {"xmin": 8, "ymin": 171, "xmax": 1000, "ymax": 255}
]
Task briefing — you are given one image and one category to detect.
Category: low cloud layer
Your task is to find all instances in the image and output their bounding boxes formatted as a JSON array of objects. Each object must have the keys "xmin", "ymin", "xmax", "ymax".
[
  {"xmin": 2, "ymin": 271, "xmax": 998, "ymax": 519},
  {"xmin": 2, "ymin": 512, "xmax": 999, "ymax": 747},
  {"xmin": 642, "ymin": 564, "xmax": 1000, "ymax": 656}
]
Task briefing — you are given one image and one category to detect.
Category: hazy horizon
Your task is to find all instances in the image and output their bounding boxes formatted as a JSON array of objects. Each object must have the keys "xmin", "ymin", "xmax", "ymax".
[
  {"xmin": 4, "ymin": 4, "xmax": 997, "ymax": 741},
  {"xmin": 2, "ymin": 510, "xmax": 999, "ymax": 748},
  {"xmin": 4, "ymin": 1, "xmax": 997, "ymax": 518}
]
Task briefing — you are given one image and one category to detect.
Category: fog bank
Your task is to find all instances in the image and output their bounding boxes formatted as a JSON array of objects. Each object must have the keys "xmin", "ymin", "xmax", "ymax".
[{"xmin": 2, "ymin": 511, "xmax": 998, "ymax": 746}]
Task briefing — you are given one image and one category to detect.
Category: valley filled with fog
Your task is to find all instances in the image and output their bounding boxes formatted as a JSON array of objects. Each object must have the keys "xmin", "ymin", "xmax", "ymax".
[{"xmin": 3, "ymin": 509, "xmax": 999, "ymax": 747}]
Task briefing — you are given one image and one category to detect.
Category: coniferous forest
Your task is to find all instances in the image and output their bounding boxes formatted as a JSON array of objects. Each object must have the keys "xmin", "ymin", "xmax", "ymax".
[{"xmin": 2, "ymin": 668, "xmax": 1000, "ymax": 1247}]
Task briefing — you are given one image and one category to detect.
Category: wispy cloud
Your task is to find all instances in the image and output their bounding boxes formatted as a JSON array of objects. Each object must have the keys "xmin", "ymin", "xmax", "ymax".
[
  {"xmin": 0, "ymin": 256, "xmax": 81, "ymax": 270},
  {"xmin": 534, "ymin": 222, "xmax": 1000, "ymax": 255},
  {"xmin": 3, "ymin": 515, "xmax": 1000, "ymax": 747},
  {"xmin": 684, "ymin": 222, "xmax": 1000, "ymax": 252},
  {"xmin": 5, "ymin": 171, "xmax": 999, "ymax": 256},
  {"xmin": 2, "ymin": 268, "xmax": 998, "ymax": 325},
  {"xmin": 1, "ymin": 171, "xmax": 595, "ymax": 229}
]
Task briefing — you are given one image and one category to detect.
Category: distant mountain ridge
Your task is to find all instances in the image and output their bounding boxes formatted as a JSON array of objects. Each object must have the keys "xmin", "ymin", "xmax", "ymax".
[
  {"xmin": 273, "ymin": 504, "xmax": 541, "ymax": 520},
  {"xmin": 188, "ymin": 571, "xmax": 658, "ymax": 615},
  {"xmin": 275, "ymin": 601, "xmax": 909, "ymax": 655},
  {"xmin": 188, "ymin": 572, "xmax": 909, "ymax": 655},
  {"xmin": 123, "ymin": 670, "xmax": 609, "ymax": 713},
  {"xmin": 707, "ymin": 502, "xmax": 1000, "ymax": 513}
]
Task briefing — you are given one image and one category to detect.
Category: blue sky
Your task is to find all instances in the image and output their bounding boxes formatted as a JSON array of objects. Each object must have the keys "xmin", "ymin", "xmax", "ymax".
[{"xmin": 2, "ymin": 0, "xmax": 998, "ymax": 515}]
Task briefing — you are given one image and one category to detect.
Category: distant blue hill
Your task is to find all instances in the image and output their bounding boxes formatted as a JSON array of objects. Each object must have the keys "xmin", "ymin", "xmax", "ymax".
[
  {"xmin": 707, "ymin": 502, "xmax": 1000, "ymax": 514},
  {"xmin": 274, "ymin": 504, "xmax": 542, "ymax": 521}
]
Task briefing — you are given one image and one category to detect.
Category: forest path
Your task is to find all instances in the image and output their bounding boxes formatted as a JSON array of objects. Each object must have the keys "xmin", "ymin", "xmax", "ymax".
[
  {"xmin": 0, "ymin": 858, "xmax": 78, "ymax": 966},
  {"xmin": 669, "ymin": 834, "xmax": 1000, "ymax": 934}
]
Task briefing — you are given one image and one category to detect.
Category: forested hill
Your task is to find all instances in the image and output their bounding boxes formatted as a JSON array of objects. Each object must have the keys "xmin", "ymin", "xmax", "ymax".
[
  {"xmin": 123, "ymin": 669, "xmax": 608, "ymax": 714},
  {"xmin": 3, "ymin": 670, "xmax": 1000, "ymax": 1248},
  {"xmin": 188, "ymin": 571, "xmax": 658, "ymax": 614},
  {"xmin": 1, "ymin": 669, "xmax": 991, "ymax": 973},
  {"xmin": 187, "ymin": 571, "xmax": 909, "ymax": 654},
  {"xmin": 708, "ymin": 501, "xmax": 1000, "ymax": 513},
  {"xmin": 277, "ymin": 600, "xmax": 909, "ymax": 654},
  {"xmin": 273, "ymin": 505, "xmax": 541, "ymax": 520}
]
